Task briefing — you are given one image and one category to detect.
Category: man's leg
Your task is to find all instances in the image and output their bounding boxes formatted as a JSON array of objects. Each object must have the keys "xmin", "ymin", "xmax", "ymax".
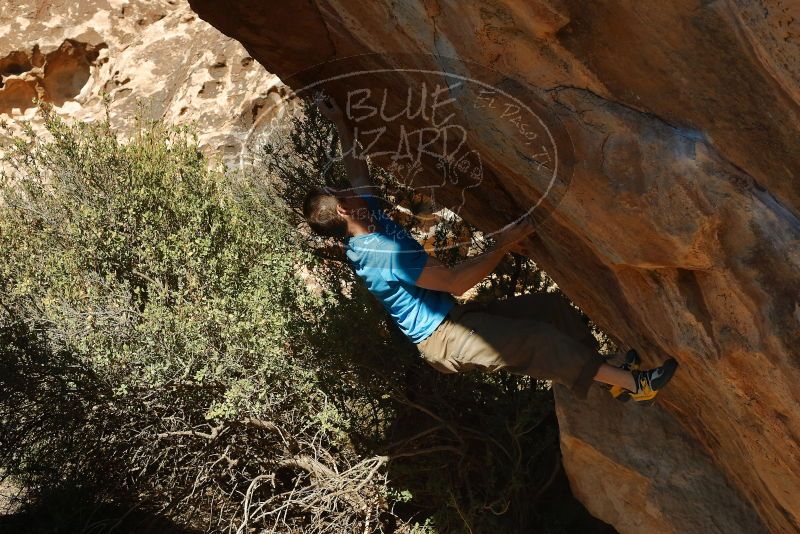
[
  {"xmin": 484, "ymin": 293, "xmax": 676, "ymax": 395},
  {"xmin": 594, "ymin": 363, "xmax": 636, "ymax": 390},
  {"xmin": 484, "ymin": 292, "xmax": 599, "ymax": 352},
  {"xmin": 417, "ymin": 298, "xmax": 677, "ymax": 401},
  {"xmin": 422, "ymin": 304, "xmax": 606, "ymax": 399}
]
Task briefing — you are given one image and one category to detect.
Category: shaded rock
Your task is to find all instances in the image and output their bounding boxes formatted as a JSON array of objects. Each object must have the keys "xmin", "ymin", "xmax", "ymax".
[{"xmin": 187, "ymin": 1, "xmax": 800, "ymax": 532}]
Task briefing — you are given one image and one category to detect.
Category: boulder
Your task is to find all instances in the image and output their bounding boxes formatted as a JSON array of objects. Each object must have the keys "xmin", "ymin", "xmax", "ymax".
[
  {"xmin": 187, "ymin": 1, "xmax": 800, "ymax": 532},
  {"xmin": 555, "ymin": 385, "xmax": 765, "ymax": 534}
]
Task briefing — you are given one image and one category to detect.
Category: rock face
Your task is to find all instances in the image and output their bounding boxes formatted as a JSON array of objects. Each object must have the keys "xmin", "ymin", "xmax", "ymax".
[
  {"xmin": 554, "ymin": 385, "xmax": 767, "ymax": 533},
  {"xmin": 187, "ymin": 1, "xmax": 800, "ymax": 532},
  {"xmin": 0, "ymin": 0, "xmax": 282, "ymax": 158}
]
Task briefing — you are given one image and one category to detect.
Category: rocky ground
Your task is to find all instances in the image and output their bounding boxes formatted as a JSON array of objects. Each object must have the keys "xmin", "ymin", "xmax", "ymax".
[{"xmin": 0, "ymin": 479, "xmax": 21, "ymax": 516}]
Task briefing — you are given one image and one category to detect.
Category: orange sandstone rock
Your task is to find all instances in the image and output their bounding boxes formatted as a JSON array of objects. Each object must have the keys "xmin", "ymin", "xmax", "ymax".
[{"xmin": 188, "ymin": 1, "xmax": 800, "ymax": 532}]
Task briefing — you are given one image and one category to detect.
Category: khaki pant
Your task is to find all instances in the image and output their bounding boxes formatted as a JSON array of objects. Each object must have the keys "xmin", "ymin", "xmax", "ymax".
[{"xmin": 415, "ymin": 293, "xmax": 605, "ymax": 399}]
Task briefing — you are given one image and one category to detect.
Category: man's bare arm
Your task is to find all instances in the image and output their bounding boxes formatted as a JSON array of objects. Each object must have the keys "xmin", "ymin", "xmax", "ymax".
[
  {"xmin": 316, "ymin": 93, "xmax": 375, "ymax": 196},
  {"xmin": 416, "ymin": 248, "xmax": 509, "ymax": 296},
  {"xmin": 415, "ymin": 218, "xmax": 534, "ymax": 296}
]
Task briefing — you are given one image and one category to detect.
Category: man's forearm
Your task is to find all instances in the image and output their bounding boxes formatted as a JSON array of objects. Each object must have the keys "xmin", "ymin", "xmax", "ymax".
[
  {"xmin": 334, "ymin": 118, "xmax": 370, "ymax": 190},
  {"xmin": 450, "ymin": 246, "xmax": 509, "ymax": 295}
]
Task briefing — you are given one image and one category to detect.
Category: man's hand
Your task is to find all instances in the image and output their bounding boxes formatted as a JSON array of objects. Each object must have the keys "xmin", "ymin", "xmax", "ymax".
[
  {"xmin": 316, "ymin": 91, "xmax": 374, "ymax": 195},
  {"xmin": 493, "ymin": 217, "xmax": 535, "ymax": 251},
  {"xmin": 315, "ymin": 92, "xmax": 345, "ymax": 123}
]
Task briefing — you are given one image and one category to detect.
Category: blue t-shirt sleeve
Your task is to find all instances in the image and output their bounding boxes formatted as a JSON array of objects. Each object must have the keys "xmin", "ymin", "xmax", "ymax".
[
  {"xmin": 389, "ymin": 241, "xmax": 429, "ymax": 284},
  {"xmin": 360, "ymin": 195, "xmax": 428, "ymax": 285}
]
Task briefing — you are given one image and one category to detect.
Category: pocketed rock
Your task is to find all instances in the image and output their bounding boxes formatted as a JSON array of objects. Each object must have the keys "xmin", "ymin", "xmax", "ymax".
[{"xmin": 1, "ymin": 0, "xmax": 283, "ymax": 159}]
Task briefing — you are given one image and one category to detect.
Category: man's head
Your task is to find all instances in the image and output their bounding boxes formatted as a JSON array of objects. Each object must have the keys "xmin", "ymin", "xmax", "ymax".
[
  {"xmin": 302, "ymin": 186, "xmax": 369, "ymax": 238},
  {"xmin": 302, "ymin": 187, "xmax": 346, "ymax": 238}
]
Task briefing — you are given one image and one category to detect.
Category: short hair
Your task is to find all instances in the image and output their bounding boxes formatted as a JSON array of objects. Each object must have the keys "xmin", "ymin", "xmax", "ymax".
[{"xmin": 302, "ymin": 188, "xmax": 348, "ymax": 238}]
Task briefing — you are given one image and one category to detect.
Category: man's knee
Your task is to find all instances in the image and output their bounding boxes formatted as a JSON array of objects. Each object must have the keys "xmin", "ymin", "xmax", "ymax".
[
  {"xmin": 523, "ymin": 293, "xmax": 599, "ymax": 352},
  {"xmin": 419, "ymin": 350, "xmax": 476, "ymax": 374}
]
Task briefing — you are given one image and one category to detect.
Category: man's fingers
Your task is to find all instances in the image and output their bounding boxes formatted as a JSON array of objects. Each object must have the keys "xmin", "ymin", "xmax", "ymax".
[
  {"xmin": 499, "ymin": 218, "xmax": 535, "ymax": 247},
  {"xmin": 315, "ymin": 91, "xmax": 344, "ymax": 120},
  {"xmin": 314, "ymin": 91, "xmax": 334, "ymax": 110},
  {"xmin": 316, "ymin": 91, "xmax": 335, "ymax": 106}
]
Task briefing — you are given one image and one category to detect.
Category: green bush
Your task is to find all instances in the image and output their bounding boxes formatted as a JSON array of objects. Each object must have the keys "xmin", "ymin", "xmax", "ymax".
[
  {"xmin": 0, "ymin": 107, "xmax": 402, "ymax": 532},
  {"xmin": 0, "ymin": 105, "xmax": 610, "ymax": 533}
]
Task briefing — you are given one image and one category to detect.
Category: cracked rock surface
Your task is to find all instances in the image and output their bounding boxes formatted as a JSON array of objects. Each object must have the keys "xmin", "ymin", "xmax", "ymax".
[{"xmin": 187, "ymin": 1, "xmax": 800, "ymax": 532}]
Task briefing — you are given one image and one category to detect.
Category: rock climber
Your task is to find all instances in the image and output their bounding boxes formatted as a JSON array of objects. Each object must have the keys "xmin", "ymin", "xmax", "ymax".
[{"xmin": 303, "ymin": 93, "xmax": 678, "ymax": 403}]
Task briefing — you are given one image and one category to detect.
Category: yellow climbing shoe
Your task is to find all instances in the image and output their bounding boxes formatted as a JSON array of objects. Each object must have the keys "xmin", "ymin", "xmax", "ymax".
[{"xmin": 628, "ymin": 358, "xmax": 679, "ymax": 405}]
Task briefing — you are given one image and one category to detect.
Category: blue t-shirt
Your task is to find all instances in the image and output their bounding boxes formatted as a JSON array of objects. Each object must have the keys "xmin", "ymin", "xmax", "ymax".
[{"xmin": 345, "ymin": 195, "xmax": 455, "ymax": 344}]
